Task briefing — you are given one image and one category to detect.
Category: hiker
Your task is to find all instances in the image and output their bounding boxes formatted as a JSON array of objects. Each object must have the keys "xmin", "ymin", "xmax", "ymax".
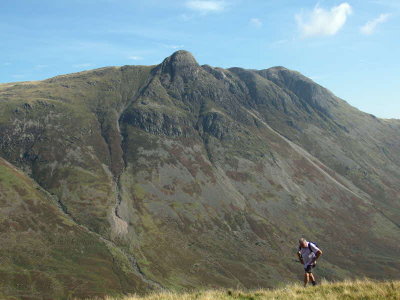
[{"xmin": 297, "ymin": 238, "xmax": 322, "ymax": 287}]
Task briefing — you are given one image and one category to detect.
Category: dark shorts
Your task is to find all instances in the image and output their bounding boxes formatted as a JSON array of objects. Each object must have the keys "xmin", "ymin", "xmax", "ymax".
[{"xmin": 304, "ymin": 264, "xmax": 315, "ymax": 273}]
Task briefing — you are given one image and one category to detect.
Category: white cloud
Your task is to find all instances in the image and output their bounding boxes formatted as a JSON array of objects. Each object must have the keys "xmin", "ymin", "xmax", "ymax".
[
  {"xmin": 296, "ymin": 3, "xmax": 352, "ymax": 38},
  {"xmin": 128, "ymin": 56, "xmax": 143, "ymax": 60},
  {"xmin": 185, "ymin": 1, "xmax": 227, "ymax": 13},
  {"xmin": 250, "ymin": 18, "xmax": 263, "ymax": 28},
  {"xmin": 360, "ymin": 13, "xmax": 390, "ymax": 35}
]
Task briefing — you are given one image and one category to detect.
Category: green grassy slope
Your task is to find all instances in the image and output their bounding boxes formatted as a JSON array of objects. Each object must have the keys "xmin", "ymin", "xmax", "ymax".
[
  {"xmin": 92, "ymin": 280, "xmax": 400, "ymax": 300},
  {"xmin": 0, "ymin": 157, "xmax": 151, "ymax": 299}
]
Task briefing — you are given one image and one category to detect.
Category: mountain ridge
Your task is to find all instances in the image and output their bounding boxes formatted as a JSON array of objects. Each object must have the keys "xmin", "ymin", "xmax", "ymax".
[
  {"xmin": 0, "ymin": 50, "xmax": 399, "ymax": 299},
  {"xmin": 1, "ymin": 54, "xmax": 396, "ymax": 122}
]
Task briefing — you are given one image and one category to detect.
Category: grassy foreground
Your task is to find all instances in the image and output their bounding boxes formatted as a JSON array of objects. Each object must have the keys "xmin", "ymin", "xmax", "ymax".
[{"xmin": 87, "ymin": 279, "xmax": 400, "ymax": 300}]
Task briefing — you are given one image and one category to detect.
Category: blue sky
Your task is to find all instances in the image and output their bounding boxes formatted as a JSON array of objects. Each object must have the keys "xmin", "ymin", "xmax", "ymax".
[{"xmin": 1, "ymin": 0, "xmax": 399, "ymax": 119}]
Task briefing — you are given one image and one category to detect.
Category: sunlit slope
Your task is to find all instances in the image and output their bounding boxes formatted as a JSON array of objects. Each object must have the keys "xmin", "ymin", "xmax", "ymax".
[
  {"xmin": 0, "ymin": 157, "xmax": 151, "ymax": 299},
  {"xmin": 0, "ymin": 51, "xmax": 399, "ymax": 297},
  {"xmin": 99, "ymin": 280, "xmax": 400, "ymax": 300}
]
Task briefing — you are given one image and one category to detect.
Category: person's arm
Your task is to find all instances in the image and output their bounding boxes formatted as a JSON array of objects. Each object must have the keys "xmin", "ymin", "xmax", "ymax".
[
  {"xmin": 310, "ymin": 243, "xmax": 322, "ymax": 263},
  {"xmin": 297, "ymin": 251, "xmax": 304, "ymax": 264},
  {"xmin": 314, "ymin": 250, "xmax": 322, "ymax": 262},
  {"xmin": 313, "ymin": 248, "xmax": 322, "ymax": 263}
]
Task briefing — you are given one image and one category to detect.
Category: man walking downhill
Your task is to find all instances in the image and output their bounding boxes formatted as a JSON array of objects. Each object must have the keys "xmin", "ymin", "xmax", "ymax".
[{"xmin": 297, "ymin": 238, "xmax": 322, "ymax": 287}]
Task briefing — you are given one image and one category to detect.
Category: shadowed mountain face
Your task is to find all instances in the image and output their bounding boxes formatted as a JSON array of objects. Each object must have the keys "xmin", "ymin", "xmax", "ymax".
[{"xmin": 0, "ymin": 50, "xmax": 399, "ymax": 298}]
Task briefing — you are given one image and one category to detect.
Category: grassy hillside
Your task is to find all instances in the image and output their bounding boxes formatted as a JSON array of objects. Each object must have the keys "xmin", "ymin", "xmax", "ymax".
[
  {"xmin": 0, "ymin": 157, "xmax": 151, "ymax": 299},
  {"xmin": 92, "ymin": 280, "xmax": 400, "ymax": 300},
  {"xmin": 1, "ymin": 50, "xmax": 399, "ymax": 297}
]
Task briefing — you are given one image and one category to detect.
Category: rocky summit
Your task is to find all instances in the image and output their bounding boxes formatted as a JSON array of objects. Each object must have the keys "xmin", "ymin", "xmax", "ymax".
[{"xmin": 0, "ymin": 50, "xmax": 399, "ymax": 299}]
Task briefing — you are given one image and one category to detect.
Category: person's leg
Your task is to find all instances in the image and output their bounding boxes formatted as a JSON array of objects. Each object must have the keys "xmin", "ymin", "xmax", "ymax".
[
  {"xmin": 303, "ymin": 272, "xmax": 309, "ymax": 287},
  {"xmin": 309, "ymin": 272, "xmax": 317, "ymax": 286}
]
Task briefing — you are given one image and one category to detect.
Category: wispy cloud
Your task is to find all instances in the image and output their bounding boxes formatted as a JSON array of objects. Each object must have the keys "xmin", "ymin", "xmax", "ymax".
[
  {"xmin": 185, "ymin": 1, "xmax": 228, "ymax": 13},
  {"xmin": 360, "ymin": 13, "xmax": 391, "ymax": 35},
  {"xmin": 249, "ymin": 18, "xmax": 263, "ymax": 28},
  {"xmin": 128, "ymin": 56, "xmax": 143, "ymax": 60},
  {"xmin": 296, "ymin": 3, "xmax": 352, "ymax": 38}
]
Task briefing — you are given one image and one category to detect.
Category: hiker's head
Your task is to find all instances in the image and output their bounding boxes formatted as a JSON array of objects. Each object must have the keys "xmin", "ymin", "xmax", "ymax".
[{"xmin": 299, "ymin": 238, "xmax": 308, "ymax": 248}]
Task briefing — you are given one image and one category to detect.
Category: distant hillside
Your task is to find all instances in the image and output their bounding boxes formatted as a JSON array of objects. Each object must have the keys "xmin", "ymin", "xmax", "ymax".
[{"xmin": 0, "ymin": 50, "xmax": 399, "ymax": 299}]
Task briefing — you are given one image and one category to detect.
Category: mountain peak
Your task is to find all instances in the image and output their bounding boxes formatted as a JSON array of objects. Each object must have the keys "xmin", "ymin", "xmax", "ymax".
[
  {"xmin": 158, "ymin": 50, "xmax": 199, "ymax": 77},
  {"xmin": 169, "ymin": 50, "xmax": 198, "ymax": 64}
]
